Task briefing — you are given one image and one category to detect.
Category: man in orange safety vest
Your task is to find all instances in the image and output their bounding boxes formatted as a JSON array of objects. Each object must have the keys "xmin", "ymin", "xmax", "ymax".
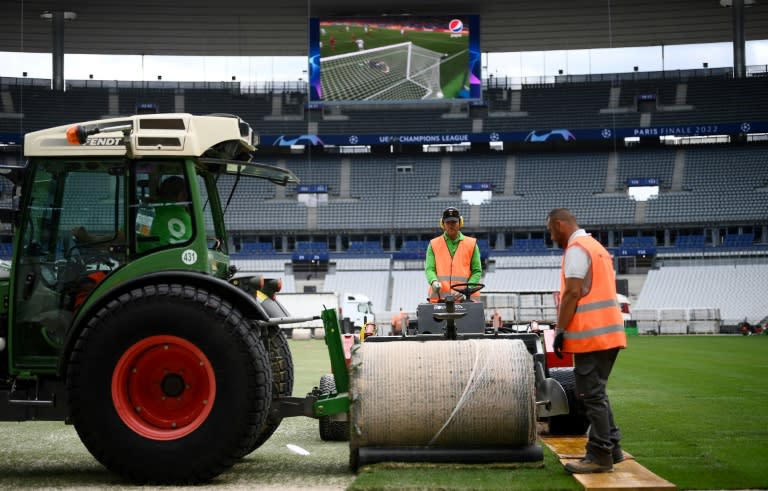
[{"xmin": 547, "ymin": 208, "xmax": 627, "ymax": 475}]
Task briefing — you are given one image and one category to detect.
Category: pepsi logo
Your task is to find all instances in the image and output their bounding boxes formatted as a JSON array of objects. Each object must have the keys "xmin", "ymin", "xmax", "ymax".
[{"xmin": 448, "ymin": 19, "xmax": 463, "ymax": 33}]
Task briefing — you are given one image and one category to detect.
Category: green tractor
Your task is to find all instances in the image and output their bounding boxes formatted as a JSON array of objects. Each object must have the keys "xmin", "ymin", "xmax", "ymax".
[
  {"xmin": 0, "ymin": 113, "xmax": 316, "ymax": 484},
  {"xmin": 0, "ymin": 112, "xmax": 575, "ymax": 485}
]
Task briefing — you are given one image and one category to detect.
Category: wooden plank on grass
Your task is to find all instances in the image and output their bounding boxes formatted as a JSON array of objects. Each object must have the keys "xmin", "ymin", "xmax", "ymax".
[
  {"xmin": 541, "ymin": 436, "xmax": 676, "ymax": 491},
  {"xmin": 541, "ymin": 436, "xmax": 632, "ymax": 460}
]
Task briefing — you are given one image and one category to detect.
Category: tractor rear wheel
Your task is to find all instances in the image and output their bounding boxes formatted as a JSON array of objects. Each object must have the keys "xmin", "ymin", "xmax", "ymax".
[
  {"xmin": 66, "ymin": 284, "xmax": 272, "ymax": 484},
  {"xmin": 547, "ymin": 367, "xmax": 589, "ymax": 435}
]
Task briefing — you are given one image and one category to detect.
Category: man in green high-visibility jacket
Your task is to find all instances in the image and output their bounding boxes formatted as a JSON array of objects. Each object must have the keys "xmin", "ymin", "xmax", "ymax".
[{"xmin": 424, "ymin": 207, "xmax": 482, "ymax": 303}]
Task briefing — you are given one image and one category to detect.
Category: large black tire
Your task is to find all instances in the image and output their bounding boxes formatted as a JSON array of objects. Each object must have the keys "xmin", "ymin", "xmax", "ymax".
[
  {"xmin": 318, "ymin": 374, "xmax": 349, "ymax": 441},
  {"xmin": 240, "ymin": 327, "xmax": 294, "ymax": 455},
  {"xmin": 547, "ymin": 367, "xmax": 589, "ymax": 435},
  {"xmin": 66, "ymin": 284, "xmax": 272, "ymax": 484}
]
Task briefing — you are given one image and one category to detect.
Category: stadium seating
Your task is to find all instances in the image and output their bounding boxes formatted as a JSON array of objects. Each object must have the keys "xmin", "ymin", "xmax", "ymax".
[
  {"xmin": 345, "ymin": 241, "xmax": 386, "ymax": 255},
  {"xmin": 634, "ymin": 262, "xmax": 768, "ymax": 325},
  {"xmin": 615, "ymin": 148, "xmax": 677, "ymax": 192},
  {"xmin": 390, "ymin": 270, "xmax": 430, "ymax": 312},
  {"xmin": 722, "ymin": 232, "xmax": 755, "ymax": 248},
  {"xmin": 450, "ymin": 155, "xmax": 507, "ymax": 194},
  {"xmin": 294, "ymin": 241, "xmax": 328, "ymax": 254},
  {"xmin": 652, "ymin": 76, "xmax": 768, "ymax": 125},
  {"xmin": 1, "ymin": 84, "xmax": 109, "ymax": 134},
  {"xmin": 185, "ymin": 89, "xmax": 271, "ymax": 124},
  {"xmin": 3, "ymin": 74, "xmax": 768, "ymax": 330},
  {"xmin": 394, "ymin": 240, "xmax": 430, "ymax": 260},
  {"xmin": 117, "ymin": 87, "xmax": 175, "ymax": 116},
  {"xmin": 673, "ymin": 234, "xmax": 706, "ymax": 251},
  {"xmin": 507, "ymin": 238, "xmax": 548, "ymax": 255},
  {"xmin": 231, "ymin": 257, "xmax": 287, "ymax": 273},
  {"xmin": 3, "ymin": 73, "xmax": 768, "ymax": 137},
  {"xmin": 0, "ymin": 241, "xmax": 12, "ymax": 259},
  {"xmin": 645, "ymin": 145, "xmax": 768, "ymax": 224},
  {"xmin": 333, "ymin": 256, "xmax": 390, "ymax": 270},
  {"xmin": 237, "ymin": 241, "xmax": 277, "ymax": 257}
]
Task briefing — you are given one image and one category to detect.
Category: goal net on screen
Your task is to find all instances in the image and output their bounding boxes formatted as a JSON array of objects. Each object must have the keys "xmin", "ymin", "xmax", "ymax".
[{"xmin": 320, "ymin": 42, "xmax": 444, "ymax": 101}]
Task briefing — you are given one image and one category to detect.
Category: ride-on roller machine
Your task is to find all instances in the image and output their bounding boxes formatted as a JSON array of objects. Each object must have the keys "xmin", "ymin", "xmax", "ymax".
[{"xmin": 324, "ymin": 283, "xmax": 572, "ymax": 469}]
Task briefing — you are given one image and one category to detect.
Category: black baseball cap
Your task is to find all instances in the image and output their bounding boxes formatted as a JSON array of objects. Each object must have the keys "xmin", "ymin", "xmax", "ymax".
[{"xmin": 442, "ymin": 207, "xmax": 461, "ymax": 222}]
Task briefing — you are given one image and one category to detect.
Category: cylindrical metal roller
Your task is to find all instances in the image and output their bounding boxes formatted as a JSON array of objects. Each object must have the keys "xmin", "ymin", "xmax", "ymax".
[{"xmin": 349, "ymin": 339, "xmax": 536, "ymax": 452}]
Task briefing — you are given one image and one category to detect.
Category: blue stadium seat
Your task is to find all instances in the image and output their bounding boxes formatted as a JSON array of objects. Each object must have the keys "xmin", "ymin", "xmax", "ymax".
[
  {"xmin": 347, "ymin": 241, "xmax": 385, "ymax": 254},
  {"xmin": 722, "ymin": 233, "xmax": 755, "ymax": 249}
]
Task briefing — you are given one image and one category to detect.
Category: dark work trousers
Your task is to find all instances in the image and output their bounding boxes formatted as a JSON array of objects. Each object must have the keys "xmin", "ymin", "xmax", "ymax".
[{"xmin": 573, "ymin": 348, "xmax": 621, "ymax": 465}]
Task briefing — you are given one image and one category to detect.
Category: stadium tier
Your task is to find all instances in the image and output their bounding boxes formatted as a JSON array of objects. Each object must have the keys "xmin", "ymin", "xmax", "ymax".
[
  {"xmin": 3, "ymin": 74, "xmax": 768, "ymax": 137},
  {"xmin": 2, "ymin": 75, "xmax": 767, "ymax": 330},
  {"xmin": 202, "ymin": 145, "xmax": 768, "ymax": 250},
  {"xmin": 2, "ymin": 73, "xmax": 767, "ymax": 259}
]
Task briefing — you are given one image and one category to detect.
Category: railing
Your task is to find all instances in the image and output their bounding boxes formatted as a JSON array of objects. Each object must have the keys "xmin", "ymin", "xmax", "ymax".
[
  {"xmin": 0, "ymin": 76, "xmax": 307, "ymax": 94},
  {"xmin": 484, "ymin": 64, "xmax": 767, "ymax": 89},
  {"xmin": 3, "ymin": 64, "xmax": 766, "ymax": 95}
]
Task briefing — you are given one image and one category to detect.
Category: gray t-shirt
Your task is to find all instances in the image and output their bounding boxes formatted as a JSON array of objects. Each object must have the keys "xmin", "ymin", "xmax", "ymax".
[{"xmin": 564, "ymin": 229, "xmax": 592, "ymax": 296}]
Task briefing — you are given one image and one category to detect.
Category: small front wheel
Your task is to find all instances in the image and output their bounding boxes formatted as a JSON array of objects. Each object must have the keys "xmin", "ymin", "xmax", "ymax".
[
  {"xmin": 318, "ymin": 374, "xmax": 349, "ymax": 441},
  {"xmin": 547, "ymin": 367, "xmax": 589, "ymax": 435}
]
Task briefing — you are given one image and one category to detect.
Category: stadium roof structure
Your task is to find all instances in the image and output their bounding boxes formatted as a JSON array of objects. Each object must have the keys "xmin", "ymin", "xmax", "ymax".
[{"xmin": 2, "ymin": 0, "xmax": 767, "ymax": 57}]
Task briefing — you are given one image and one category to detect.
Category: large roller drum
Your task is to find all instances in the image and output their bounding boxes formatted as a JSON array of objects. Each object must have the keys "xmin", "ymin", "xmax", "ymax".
[{"xmin": 349, "ymin": 338, "xmax": 542, "ymax": 468}]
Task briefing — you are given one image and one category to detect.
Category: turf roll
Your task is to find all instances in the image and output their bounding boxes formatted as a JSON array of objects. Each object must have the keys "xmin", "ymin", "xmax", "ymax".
[{"xmin": 349, "ymin": 339, "xmax": 536, "ymax": 459}]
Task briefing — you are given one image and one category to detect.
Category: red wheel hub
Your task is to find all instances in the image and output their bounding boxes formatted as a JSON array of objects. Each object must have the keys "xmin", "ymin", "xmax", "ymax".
[{"xmin": 112, "ymin": 335, "xmax": 216, "ymax": 440}]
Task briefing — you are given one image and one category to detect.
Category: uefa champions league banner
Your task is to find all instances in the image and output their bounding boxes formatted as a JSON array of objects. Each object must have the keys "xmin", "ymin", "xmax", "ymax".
[
  {"xmin": 260, "ymin": 121, "xmax": 768, "ymax": 148},
  {"xmin": 3, "ymin": 122, "xmax": 766, "ymax": 148}
]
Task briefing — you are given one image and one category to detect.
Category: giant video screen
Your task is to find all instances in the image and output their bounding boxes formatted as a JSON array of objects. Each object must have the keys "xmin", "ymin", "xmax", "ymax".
[{"xmin": 308, "ymin": 16, "xmax": 481, "ymax": 103}]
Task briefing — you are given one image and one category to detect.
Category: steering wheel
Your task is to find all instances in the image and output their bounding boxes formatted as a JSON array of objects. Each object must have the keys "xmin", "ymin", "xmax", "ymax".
[
  {"xmin": 68, "ymin": 244, "xmax": 116, "ymax": 267},
  {"xmin": 450, "ymin": 282, "xmax": 485, "ymax": 301}
]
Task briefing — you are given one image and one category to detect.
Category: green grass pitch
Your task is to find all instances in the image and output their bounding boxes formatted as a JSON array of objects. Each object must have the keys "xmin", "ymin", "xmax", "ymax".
[{"xmin": 0, "ymin": 335, "xmax": 765, "ymax": 489}]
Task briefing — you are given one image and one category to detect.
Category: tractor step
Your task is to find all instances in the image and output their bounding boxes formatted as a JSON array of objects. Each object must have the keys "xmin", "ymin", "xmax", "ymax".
[{"xmin": 542, "ymin": 436, "xmax": 677, "ymax": 491}]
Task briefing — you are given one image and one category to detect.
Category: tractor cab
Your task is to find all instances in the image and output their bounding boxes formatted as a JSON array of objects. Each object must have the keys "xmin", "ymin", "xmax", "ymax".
[{"xmin": 3, "ymin": 113, "xmax": 298, "ymax": 374}]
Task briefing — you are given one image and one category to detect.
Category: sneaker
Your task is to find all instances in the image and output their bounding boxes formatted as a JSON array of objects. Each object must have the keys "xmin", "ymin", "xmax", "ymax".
[{"xmin": 565, "ymin": 458, "xmax": 613, "ymax": 474}]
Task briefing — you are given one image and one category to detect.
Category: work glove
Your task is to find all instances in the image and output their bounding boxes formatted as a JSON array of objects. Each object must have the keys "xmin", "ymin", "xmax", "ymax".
[
  {"xmin": 553, "ymin": 330, "xmax": 565, "ymax": 359},
  {"xmin": 454, "ymin": 292, "xmax": 466, "ymax": 302},
  {"xmin": 431, "ymin": 280, "xmax": 441, "ymax": 293}
]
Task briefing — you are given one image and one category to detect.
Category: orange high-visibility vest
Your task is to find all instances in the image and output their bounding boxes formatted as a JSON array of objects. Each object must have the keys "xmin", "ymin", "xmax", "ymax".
[
  {"xmin": 560, "ymin": 235, "xmax": 626, "ymax": 353},
  {"xmin": 74, "ymin": 271, "xmax": 108, "ymax": 309},
  {"xmin": 428, "ymin": 236, "xmax": 478, "ymax": 303}
]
